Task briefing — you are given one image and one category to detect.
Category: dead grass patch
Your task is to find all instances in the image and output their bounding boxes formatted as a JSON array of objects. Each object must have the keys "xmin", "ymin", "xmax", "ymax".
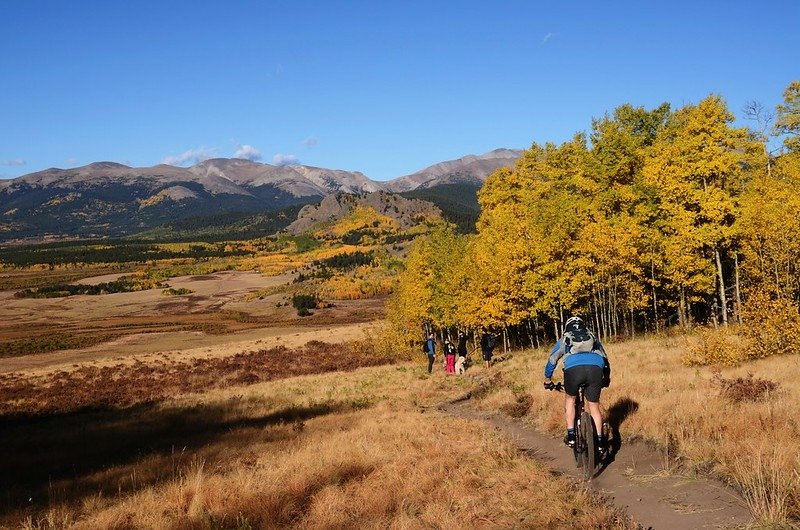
[
  {"xmin": 712, "ymin": 372, "xmax": 780, "ymax": 403},
  {"xmin": 0, "ymin": 341, "xmax": 394, "ymax": 416}
]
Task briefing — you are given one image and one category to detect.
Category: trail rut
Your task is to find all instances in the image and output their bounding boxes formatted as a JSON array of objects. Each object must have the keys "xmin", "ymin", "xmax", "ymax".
[{"xmin": 441, "ymin": 399, "xmax": 752, "ymax": 530}]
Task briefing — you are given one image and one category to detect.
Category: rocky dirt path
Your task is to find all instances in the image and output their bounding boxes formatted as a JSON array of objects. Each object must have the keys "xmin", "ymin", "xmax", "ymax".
[{"xmin": 442, "ymin": 399, "xmax": 752, "ymax": 530}]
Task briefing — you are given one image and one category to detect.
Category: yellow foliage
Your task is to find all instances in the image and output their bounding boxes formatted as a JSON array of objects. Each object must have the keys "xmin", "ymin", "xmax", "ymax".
[
  {"xmin": 239, "ymin": 254, "xmax": 304, "ymax": 276},
  {"xmin": 681, "ymin": 326, "xmax": 745, "ymax": 366},
  {"xmin": 317, "ymin": 275, "xmax": 393, "ymax": 300},
  {"xmin": 316, "ymin": 205, "xmax": 399, "ymax": 238},
  {"xmin": 739, "ymin": 289, "xmax": 800, "ymax": 361},
  {"xmin": 682, "ymin": 290, "xmax": 800, "ymax": 366},
  {"xmin": 306, "ymin": 245, "xmax": 367, "ymax": 260}
]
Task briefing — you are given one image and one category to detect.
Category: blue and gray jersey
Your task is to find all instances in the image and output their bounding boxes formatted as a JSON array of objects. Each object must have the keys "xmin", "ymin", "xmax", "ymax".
[
  {"xmin": 426, "ymin": 338, "xmax": 436, "ymax": 356},
  {"xmin": 544, "ymin": 332, "xmax": 607, "ymax": 378}
]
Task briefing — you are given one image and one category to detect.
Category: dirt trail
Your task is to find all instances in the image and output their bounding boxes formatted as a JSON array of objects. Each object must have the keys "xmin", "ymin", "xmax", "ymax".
[{"xmin": 442, "ymin": 399, "xmax": 752, "ymax": 530}]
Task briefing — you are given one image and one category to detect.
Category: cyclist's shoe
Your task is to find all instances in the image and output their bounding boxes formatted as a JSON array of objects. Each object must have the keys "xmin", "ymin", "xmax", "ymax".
[{"xmin": 563, "ymin": 433, "xmax": 576, "ymax": 448}]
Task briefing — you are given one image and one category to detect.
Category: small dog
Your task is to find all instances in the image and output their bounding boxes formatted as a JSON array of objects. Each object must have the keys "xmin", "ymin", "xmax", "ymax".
[{"xmin": 455, "ymin": 356, "xmax": 466, "ymax": 375}]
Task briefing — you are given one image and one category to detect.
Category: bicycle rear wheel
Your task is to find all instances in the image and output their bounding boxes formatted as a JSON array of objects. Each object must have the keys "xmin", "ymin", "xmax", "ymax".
[{"xmin": 580, "ymin": 411, "xmax": 596, "ymax": 479}]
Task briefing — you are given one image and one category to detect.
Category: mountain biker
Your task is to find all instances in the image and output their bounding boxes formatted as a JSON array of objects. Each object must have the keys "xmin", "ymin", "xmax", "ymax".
[{"xmin": 543, "ymin": 316, "xmax": 609, "ymax": 449}]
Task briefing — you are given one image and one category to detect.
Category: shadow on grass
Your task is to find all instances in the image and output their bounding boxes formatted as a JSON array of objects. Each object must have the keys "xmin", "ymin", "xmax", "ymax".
[
  {"xmin": 596, "ymin": 397, "xmax": 639, "ymax": 476},
  {"xmin": 0, "ymin": 399, "xmax": 347, "ymax": 519}
]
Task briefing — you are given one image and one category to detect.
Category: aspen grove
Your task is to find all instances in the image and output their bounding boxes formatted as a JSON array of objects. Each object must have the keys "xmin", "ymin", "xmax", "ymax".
[{"xmin": 389, "ymin": 82, "xmax": 800, "ymax": 354}]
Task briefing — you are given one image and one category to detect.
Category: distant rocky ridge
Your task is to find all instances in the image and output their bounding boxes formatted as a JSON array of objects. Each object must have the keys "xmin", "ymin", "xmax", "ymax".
[
  {"xmin": 285, "ymin": 192, "xmax": 442, "ymax": 235},
  {"xmin": 383, "ymin": 148, "xmax": 523, "ymax": 192},
  {"xmin": 0, "ymin": 149, "xmax": 521, "ymax": 241},
  {"xmin": 0, "ymin": 158, "xmax": 382, "ymax": 199}
]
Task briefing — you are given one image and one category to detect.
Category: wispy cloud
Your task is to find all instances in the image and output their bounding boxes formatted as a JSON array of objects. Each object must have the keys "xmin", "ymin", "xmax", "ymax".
[
  {"xmin": 266, "ymin": 63, "xmax": 284, "ymax": 79},
  {"xmin": 273, "ymin": 153, "xmax": 300, "ymax": 166},
  {"xmin": 2, "ymin": 158, "xmax": 26, "ymax": 166},
  {"xmin": 65, "ymin": 157, "xmax": 80, "ymax": 166},
  {"xmin": 161, "ymin": 147, "xmax": 218, "ymax": 166},
  {"xmin": 233, "ymin": 144, "xmax": 262, "ymax": 161},
  {"xmin": 301, "ymin": 136, "xmax": 318, "ymax": 148},
  {"xmin": 542, "ymin": 32, "xmax": 554, "ymax": 44}
]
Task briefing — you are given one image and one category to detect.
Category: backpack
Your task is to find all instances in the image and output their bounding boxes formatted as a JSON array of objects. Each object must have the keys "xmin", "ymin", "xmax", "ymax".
[
  {"xmin": 422, "ymin": 341, "xmax": 430, "ymax": 354},
  {"xmin": 565, "ymin": 328, "xmax": 595, "ymax": 353}
]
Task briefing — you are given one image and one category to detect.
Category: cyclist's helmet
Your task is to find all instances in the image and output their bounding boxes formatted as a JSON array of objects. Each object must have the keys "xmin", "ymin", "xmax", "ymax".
[{"xmin": 564, "ymin": 316, "xmax": 585, "ymax": 333}]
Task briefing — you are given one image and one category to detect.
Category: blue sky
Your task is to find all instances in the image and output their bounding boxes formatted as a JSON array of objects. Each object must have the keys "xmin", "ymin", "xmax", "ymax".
[{"xmin": 1, "ymin": 0, "xmax": 797, "ymax": 181}]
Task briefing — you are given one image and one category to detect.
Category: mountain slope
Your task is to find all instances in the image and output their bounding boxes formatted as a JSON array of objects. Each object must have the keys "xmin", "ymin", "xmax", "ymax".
[
  {"xmin": 285, "ymin": 192, "xmax": 441, "ymax": 236},
  {"xmin": 383, "ymin": 148, "xmax": 522, "ymax": 192},
  {"xmin": 399, "ymin": 183, "xmax": 481, "ymax": 233},
  {"xmin": 0, "ymin": 148, "xmax": 519, "ymax": 241},
  {"xmin": 0, "ymin": 160, "xmax": 376, "ymax": 240}
]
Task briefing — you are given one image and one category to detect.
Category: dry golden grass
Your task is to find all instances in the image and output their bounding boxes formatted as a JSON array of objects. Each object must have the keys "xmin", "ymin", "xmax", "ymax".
[
  {"xmin": 478, "ymin": 334, "xmax": 800, "ymax": 528},
  {"xmin": 60, "ymin": 407, "xmax": 628, "ymax": 530},
  {"xmin": 7, "ymin": 361, "xmax": 634, "ymax": 529}
]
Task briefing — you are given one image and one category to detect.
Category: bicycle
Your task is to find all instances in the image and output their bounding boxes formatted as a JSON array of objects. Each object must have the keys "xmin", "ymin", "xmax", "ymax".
[{"xmin": 545, "ymin": 381, "xmax": 606, "ymax": 480}]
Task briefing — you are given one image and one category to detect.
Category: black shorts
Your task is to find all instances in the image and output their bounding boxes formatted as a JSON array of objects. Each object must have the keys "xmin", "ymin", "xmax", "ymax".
[
  {"xmin": 482, "ymin": 350, "xmax": 493, "ymax": 361},
  {"xmin": 564, "ymin": 365, "xmax": 604, "ymax": 402}
]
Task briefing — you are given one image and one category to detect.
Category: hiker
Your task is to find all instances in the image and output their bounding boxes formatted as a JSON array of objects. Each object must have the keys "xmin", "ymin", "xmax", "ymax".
[
  {"xmin": 425, "ymin": 333, "xmax": 436, "ymax": 373},
  {"xmin": 456, "ymin": 331, "xmax": 468, "ymax": 374},
  {"xmin": 480, "ymin": 332, "xmax": 496, "ymax": 369},
  {"xmin": 543, "ymin": 316, "xmax": 610, "ymax": 449},
  {"xmin": 443, "ymin": 337, "xmax": 457, "ymax": 374},
  {"xmin": 457, "ymin": 331, "xmax": 468, "ymax": 358}
]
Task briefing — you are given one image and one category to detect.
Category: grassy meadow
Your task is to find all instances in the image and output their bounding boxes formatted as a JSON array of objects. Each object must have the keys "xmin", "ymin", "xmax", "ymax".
[
  {"xmin": 7, "ymin": 324, "xmax": 799, "ymax": 528},
  {"xmin": 1, "ymin": 347, "xmax": 635, "ymax": 530}
]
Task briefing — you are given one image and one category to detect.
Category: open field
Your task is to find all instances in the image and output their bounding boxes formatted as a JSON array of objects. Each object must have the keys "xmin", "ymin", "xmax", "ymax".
[
  {"xmin": 0, "ymin": 270, "xmax": 385, "ymax": 367},
  {"xmin": 0, "ymin": 255, "xmax": 794, "ymax": 528}
]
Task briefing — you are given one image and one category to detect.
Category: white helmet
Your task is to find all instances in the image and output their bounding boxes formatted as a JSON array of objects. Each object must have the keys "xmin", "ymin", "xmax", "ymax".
[{"xmin": 564, "ymin": 316, "xmax": 584, "ymax": 332}]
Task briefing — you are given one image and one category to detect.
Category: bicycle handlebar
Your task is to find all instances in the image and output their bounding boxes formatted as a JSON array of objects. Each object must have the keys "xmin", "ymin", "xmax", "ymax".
[{"xmin": 544, "ymin": 381, "xmax": 564, "ymax": 392}]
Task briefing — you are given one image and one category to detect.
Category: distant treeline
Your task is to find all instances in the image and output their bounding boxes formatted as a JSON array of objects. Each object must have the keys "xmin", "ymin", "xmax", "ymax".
[
  {"xmin": 295, "ymin": 251, "xmax": 376, "ymax": 283},
  {"xmin": 14, "ymin": 277, "xmax": 163, "ymax": 298},
  {"xmin": 138, "ymin": 203, "xmax": 311, "ymax": 242},
  {"xmin": 313, "ymin": 251, "xmax": 375, "ymax": 271},
  {"xmin": 0, "ymin": 241, "xmax": 253, "ymax": 267}
]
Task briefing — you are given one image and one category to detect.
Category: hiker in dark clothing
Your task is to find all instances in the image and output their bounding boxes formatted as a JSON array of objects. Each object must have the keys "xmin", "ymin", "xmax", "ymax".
[
  {"xmin": 456, "ymin": 331, "xmax": 469, "ymax": 374},
  {"xmin": 425, "ymin": 333, "xmax": 436, "ymax": 373},
  {"xmin": 480, "ymin": 332, "xmax": 496, "ymax": 369},
  {"xmin": 457, "ymin": 332, "xmax": 468, "ymax": 358}
]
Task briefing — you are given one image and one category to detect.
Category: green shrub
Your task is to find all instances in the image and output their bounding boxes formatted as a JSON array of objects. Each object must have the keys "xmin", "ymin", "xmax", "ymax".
[
  {"xmin": 291, "ymin": 293, "xmax": 318, "ymax": 317},
  {"xmin": 162, "ymin": 287, "xmax": 194, "ymax": 296},
  {"xmin": 293, "ymin": 234, "xmax": 322, "ymax": 253}
]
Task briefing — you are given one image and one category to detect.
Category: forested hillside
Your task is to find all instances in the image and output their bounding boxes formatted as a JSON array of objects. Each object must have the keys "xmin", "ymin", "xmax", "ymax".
[
  {"xmin": 400, "ymin": 183, "xmax": 481, "ymax": 233},
  {"xmin": 390, "ymin": 82, "xmax": 800, "ymax": 350}
]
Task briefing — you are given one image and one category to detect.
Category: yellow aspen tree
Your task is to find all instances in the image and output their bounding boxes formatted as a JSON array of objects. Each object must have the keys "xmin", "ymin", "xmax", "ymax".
[
  {"xmin": 643, "ymin": 96, "xmax": 751, "ymax": 326},
  {"xmin": 775, "ymin": 80, "xmax": 800, "ymax": 153}
]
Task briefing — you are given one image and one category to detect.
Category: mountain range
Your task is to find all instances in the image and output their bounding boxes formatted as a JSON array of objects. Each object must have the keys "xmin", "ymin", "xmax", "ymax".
[{"xmin": 0, "ymin": 149, "xmax": 522, "ymax": 241}]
